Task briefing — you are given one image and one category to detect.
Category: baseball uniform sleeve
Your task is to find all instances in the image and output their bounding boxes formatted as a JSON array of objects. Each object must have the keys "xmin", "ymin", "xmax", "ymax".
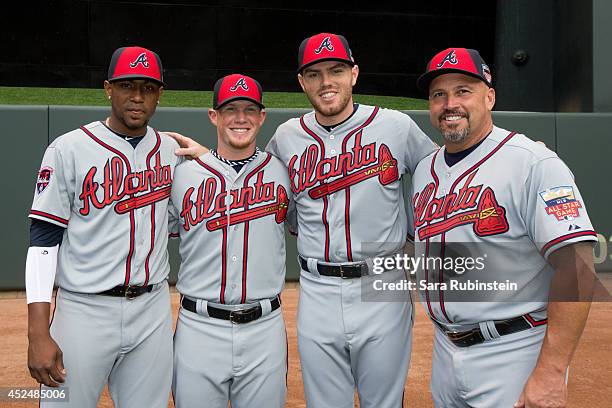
[
  {"xmin": 393, "ymin": 112, "xmax": 437, "ymax": 175},
  {"xmin": 265, "ymin": 133, "xmax": 281, "ymax": 159},
  {"xmin": 524, "ymin": 157, "xmax": 597, "ymax": 259},
  {"xmin": 168, "ymin": 198, "xmax": 180, "ymax": 239},
  {"xmin": 285, "ymin": 195, "xmax": 298, "ymax": 236},
  {"xmin": 405, "ymin": 180, "xmax": 415, "ymax": 242},
  {"xmin": 29, "ymin": 143, "xmax": 73, "ymax": 227},
  {"xmin": 30, "ymin": 219, "xmax": 65, "ymax": 246}
]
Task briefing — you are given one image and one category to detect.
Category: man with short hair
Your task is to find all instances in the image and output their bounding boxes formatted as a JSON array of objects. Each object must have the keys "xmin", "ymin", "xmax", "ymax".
[
  {"xmin": 412, "ymin": 47, "xmax": 597, "ymax": 407},
  {"xmin": 26, "ymin": 46, "xmax": 179, "ymax": 407},
  {"xmin": 266, "ymin": 33, "xmax": 437, "ymax": 408},
  {"xmin": 169, "ymin": 34, "xmax": 437, "ymax": 407},
  {"xmin": 170, "ymin": 74, "xmax": 292, "ymax": 408}
]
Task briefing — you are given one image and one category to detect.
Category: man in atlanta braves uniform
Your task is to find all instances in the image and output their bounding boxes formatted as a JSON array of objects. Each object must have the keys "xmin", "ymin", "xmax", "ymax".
[
  {"xmin": 266, "ymin": 33, "xmax": 437, "ymax": 408},
  {"xmin": 26, "ymin": 46, "xmax": 179, "ymax": 407},
  {"xmin": 170, "ymin": 74, "xmax": 292, "ymax": 408},
  {"xmin": 412, "ymin": 48, "xmax": 597, "ymax": 407}
]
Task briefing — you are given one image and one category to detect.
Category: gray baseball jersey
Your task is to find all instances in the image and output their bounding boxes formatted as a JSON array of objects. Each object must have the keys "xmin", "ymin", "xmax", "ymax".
[
  {"xmin": 266, "ymin": 104, "xmax": 437, "ymax": 408},
  {"xmin": 31, "ymin": 120, "xmax": 179, "ymax": 408},
  {"xmin": 267, "ymin": 104, "xmax": 436, "ymax": 261},
  {"xmin": 30, "ymin": 121, "xmax": 180, "ymax": 292},
  {"xmin": 169, "ymin": 151, "xmax": 291, "ymax": 408},
  {"xmin": 169, "ymin": 151, "xmax": 292, "ymax": 303},
  {"xmin": 412, "ymin": 126, "xmax": 597, "ymax": 325}
]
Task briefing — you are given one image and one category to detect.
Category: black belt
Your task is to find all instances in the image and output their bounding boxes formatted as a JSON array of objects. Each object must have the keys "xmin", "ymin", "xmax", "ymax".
[
  {"xmin": 98, "ymin": 284, "xmax": 154, "ymax": 299},
  {"xmin": 299, "ymin": 256, "xmax": 367, "ymax": 279},
  {"xmin": 181, "ymin": 296, "xmax": 281, "ymax": 324},
  {"xmin": 434, "ymin": 315, "xmax": 545, "ymax": 348}
]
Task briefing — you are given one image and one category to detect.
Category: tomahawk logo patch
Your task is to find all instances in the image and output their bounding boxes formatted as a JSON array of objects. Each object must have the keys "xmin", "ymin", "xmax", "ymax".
[
  {"xmin": 413, "ymin": 170, "xmax": 509, "ymax": 240},
  {"xmin": 315, "ymin": 36, "xmax": 334, "ymax": 54},
  {"xmin": 539, "ymin": 186, "xmax": 583, "ymax": 221},
  {"xmin": 36, "ymin": 166, "xmax": 54, "ymax": 194},
  {"xmin": 129, "ymin": 52, "xmax": 150, "ymax": 68},
  {"xmin": 230, "ymin": 77, "xmax": 249, "ymax": 92},
  {"xmin": 436, "ymin": 50, "xmax": 458, "ymax": 68}
]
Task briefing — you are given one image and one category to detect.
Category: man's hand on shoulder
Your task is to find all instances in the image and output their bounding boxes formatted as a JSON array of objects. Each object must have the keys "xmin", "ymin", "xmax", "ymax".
[{"xmin": 164, "ymin": 131, "xmax": 209, "ymax": 159}]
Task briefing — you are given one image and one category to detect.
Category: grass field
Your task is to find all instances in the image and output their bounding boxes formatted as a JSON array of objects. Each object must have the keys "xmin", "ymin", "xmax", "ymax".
[{"xmin": 0, "ymin": 86, "xmax": 428, "ymax": 110}]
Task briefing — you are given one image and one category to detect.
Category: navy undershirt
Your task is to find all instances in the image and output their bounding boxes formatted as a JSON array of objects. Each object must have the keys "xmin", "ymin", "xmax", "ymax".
[
  {"xmin": 443, "ymin": 136, "xmax": 487, "ymax": 167},
  {"xmin": 317, "ymin": 103, "xmax": 359, "ymax": 132},
  {"xmin": 30, "ymin": 218, "xmax": 64, "ymax": 246},
  {"xmin": 102, "ymin": 121, "xmax": 145, "ymax": 148},
  {"xmin": 30, "ymin": 123, "xmax": 145, "ymax": 247}
]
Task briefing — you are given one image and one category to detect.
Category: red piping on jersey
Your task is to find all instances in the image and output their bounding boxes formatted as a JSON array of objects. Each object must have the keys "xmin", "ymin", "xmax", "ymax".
[
  {"xmin": 524, "ymin": 313, "xmax": 548, "ymax": 327},
  {"xmin": 438, "ymin": 232, "xmax": 450, "ymax": 322},
  {"xmin": 143, "ymin": 130, "xmax": 162, "ymax": 286},
  {"xmin": 195, "ymin": 158, "xmax": 228, "ymax": 303},
  {"xmin": 340, "ymin": 107, "xmax": 380, "ymax": 261},
  {"xmin": 241, "ymin": 153, "xmax": 272, "ymax": 303},
  {"xmin": 423, "ymin": 149, "xmax": 442, "ymax": 321},
  {"xmin": 437, "ymin": 131, "xmax": 517, "ymax": 323},
  {"xmin": 300, "ymin": 116, "xmax": 331, "ymax": 262},
  {"xmin": 445, "ymin": 132, "xmax": 517, "ymax": 199},
  {"xmin": 540, "ymin": 230, "xmax": 597, "ymax": 256},
  {"xmin": 29, "ymin": 210, "xmax": 69, "ymax": 226},
  {"xmin": 80, "ymin": 125, "xmax": 136, "ymax": 286}
]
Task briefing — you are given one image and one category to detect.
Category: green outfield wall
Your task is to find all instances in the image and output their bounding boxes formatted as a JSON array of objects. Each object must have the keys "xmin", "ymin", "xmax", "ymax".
[{"xmin": 1, "ymin": 106, "xmax": 610, "ymax": 290}]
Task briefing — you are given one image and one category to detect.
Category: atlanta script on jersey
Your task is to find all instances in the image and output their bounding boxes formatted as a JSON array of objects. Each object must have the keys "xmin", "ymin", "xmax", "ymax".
[
  {"xmin": 29, "ymin": 121, "xmax": 181, "ymax": 293},
  {"xmin": 267, "ymin": 104, "xmax": 437, "ymax": 263},
  {"xmin": 411, "ymin": 126, "xmax": 597, "ymax": 324},
  {"xmin": 170, "ymin": 152, "xmax": 292, "ymax": 304}
]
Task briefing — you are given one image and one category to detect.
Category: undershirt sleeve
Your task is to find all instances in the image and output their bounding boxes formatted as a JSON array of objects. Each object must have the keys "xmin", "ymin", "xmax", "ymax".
[{"xmin": 30, "ymin": 218, "xmax": 65, "ymax": 247}]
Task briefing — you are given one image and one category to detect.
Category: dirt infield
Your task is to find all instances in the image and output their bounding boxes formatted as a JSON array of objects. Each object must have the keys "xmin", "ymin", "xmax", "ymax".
[{"xmin": 1, "ymin": 285, "xmax": 611, "ymax": 407}]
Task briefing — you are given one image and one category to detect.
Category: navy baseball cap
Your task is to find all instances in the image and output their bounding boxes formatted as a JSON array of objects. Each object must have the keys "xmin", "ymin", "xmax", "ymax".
[
  {"xmin": 107, "ymin": 46, "xmax": 165, "ymax": 86},
  {"xmin": 417, "ymin": 48, "xmax": 492, "ymax": 91},
  {"xmin": 213, "ymin": 74, "xmax": 265, "ymax": 110},
  {"xmin": 297, "ymin": 33, "xmax": 355, "ymax": 73}
]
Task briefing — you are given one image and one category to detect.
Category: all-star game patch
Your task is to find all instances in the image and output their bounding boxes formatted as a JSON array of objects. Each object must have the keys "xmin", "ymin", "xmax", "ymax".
[
  {"xmin": 36, "ymin": 166, "xmax": 54, "ymax": 194},
  {"xmin": 539, "ymin": 186, "xmax": 583, "ymax": 221}
]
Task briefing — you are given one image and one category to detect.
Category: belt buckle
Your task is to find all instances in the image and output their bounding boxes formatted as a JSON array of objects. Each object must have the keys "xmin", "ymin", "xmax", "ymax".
[
  {"xmin": 124, "ymin": 285, "xmax": 139, "ymax": 300},
  {"xmin": 229, "ymin": 308, "xmax": 256, "ymax": 324},
  {"xmin": 338, "ymin": 265, "xmax": 350, "ymax": 279},
  {"xmin": 446, "ymin": 327, "xmax": 483, "ymax": 347}
]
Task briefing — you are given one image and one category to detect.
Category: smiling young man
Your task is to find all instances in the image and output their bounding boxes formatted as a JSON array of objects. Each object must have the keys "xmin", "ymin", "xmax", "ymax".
[
  {"xmin": 169, "ymin": 74, "xmax": 293, "ymax": 408},
  {"xmin": 265, "ymin": 33, "xmax": 437, "ymax": 408},
  {"xmin": 26, "ymin": 46, "xmax": 180, "ymax": 407},
  {"xmin": 412, "ymin": 48, "xmax": 597, "ymax": 407}
]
